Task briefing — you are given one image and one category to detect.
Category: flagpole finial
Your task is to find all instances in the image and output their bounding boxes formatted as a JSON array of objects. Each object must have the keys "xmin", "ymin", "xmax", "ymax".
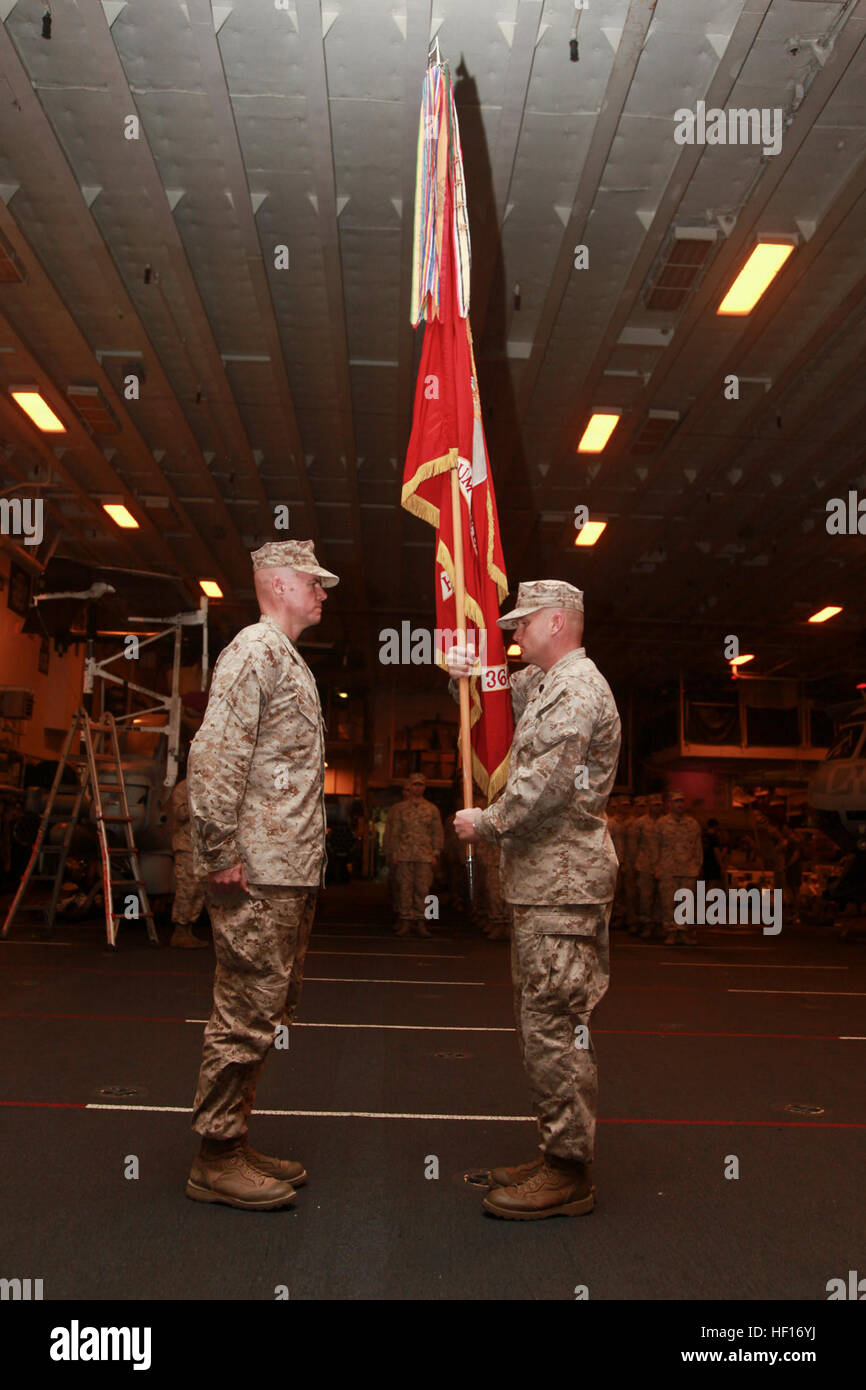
[{"xmin": 428, "ymin": 34, "xmax": 442, "ymax": 67}]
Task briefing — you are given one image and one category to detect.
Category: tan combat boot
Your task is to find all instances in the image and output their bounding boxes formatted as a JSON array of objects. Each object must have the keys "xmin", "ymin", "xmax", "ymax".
[
  {"xmin": 186, "ymin": 1138, "xmax": 296, "ymax": 1210},
  {"xmin": 243, "ymin": 1140, "xmax": 307, "ymax": 1187},
  {"xmin": 485, "ymin": 1154, "xmax": 544, "ymax": 1189},
  {"xmin": 395, "ymin": 920, "xmax": 411, "ymax": 937},
  {"xmin": 483, "ymin": 1156, "xmax": 595, "ymax": 1220},
  {"xmin": 170, "ymin": 924, "xmax": 208, "ymax": 949}
]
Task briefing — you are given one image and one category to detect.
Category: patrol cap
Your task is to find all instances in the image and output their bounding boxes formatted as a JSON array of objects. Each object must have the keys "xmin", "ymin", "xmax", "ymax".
[
  {"xmin": 633, "ymin": 796, "xmax": 648, "ymax": 811},
  {"xmin": 670, "ymin": 790, "xmax": 685, "ymax": 804},
  {"xmin": 250, "ymin": 539, "xmax": 339, "ymax": 587},
  {"xmin": 497, "ymin": 580, "xmax": 584, "ymax": 630},
  {"xmin": 405, "ymin": 773, "xmax": 426, "ymax": 788},
  {"xmin": 648, "ymin": 794, "xmax": 664, "ymax": 807}
]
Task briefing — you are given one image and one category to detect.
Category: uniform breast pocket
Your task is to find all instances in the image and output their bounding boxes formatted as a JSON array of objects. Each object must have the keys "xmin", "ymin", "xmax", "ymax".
[
  {"xmin": 291, "ymin": 686, "xmax": 321, "ymax": 730},
  {"xmin": 535, "ymin": 694, "xmax": 572, "ymax": 749}
]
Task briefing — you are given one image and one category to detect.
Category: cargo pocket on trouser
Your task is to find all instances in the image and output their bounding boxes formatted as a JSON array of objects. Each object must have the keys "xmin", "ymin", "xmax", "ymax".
[{"xmin": 513, "ymin": 925, "xmax": 606, "ymax": 1162}]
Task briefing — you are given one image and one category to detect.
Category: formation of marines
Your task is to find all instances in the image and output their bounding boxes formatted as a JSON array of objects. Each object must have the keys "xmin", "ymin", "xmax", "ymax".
[{"xmin": 608, "ymin": 791, "xmax": 710, "ymax": 945}]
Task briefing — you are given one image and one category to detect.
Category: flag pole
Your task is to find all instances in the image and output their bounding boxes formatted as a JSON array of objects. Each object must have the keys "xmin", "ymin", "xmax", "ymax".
[{"xmin": 450, "ymin": 465, "xmax": 475, "ymax": 901}]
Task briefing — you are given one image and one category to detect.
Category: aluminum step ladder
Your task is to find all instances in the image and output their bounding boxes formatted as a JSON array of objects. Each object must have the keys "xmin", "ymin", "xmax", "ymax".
[{"xmin": 1, "ymin": 707, "xmax": 159, "ymax": 947}]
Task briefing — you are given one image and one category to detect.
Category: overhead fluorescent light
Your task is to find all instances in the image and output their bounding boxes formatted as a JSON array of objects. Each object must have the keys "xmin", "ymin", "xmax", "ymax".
[
  {"xmin": 336, "ymin": 690, "xmax": 349, "ymax": 699},
  {"xmin": 717, "ymin": 242, "xmax": 795, "ymax": 316},
  {"xmin": 11, "ymin": 389, "xmax": 66, "ymax": 433},
  {"xmin": 578, "ymin": 413, "xmax": 620, "ymax": 453},
  {"xmin": 199, "ymin": 580, "xmax": 223, "ymax": 598},
  {"xmin": 103, "ymin": 503, "xmax": 139, "ymax": 529},
  {"xmin": 574, "ymin": 520, "xmax": 607, "ymax": 547},
  {"xmin": 730, "ymin": 653, "xmax": 755, "ymax": 667},
  {"xmin": 808, "ymin": 606, "xmax": 842, "ymax": 624}
]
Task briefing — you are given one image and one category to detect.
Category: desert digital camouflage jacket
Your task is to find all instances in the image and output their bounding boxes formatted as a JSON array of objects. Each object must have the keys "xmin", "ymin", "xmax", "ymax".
[
  {"xmin": 475, "ymin": 647, "xmax": 621, "ymax": 904},
  {"xmin": 622, "ymin": 816, "xmax": 642, "ymax": 866},
  {"xmin": 655, "ymin": 813, "xmax": 703, "ymax": 878},
  {"xmin": 609, "ymin": 814, "xmax": 625, "ymax": 863},
  {"xmin": 383, "ymin": 798, "xmax": 444, "ymax": 862},
  {"xmin": 170, "ymin": 779, "xmax": 193, "ymax": 855},
  {"xmin": 633, "ymin": 813, "xmax": 662, "ymax": 872},
  {"xmin": 188, "ymin": 614, "xmax": 326, "ymax": 886}
]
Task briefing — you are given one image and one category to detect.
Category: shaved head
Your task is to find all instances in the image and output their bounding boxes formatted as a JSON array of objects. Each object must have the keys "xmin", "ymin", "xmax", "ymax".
[
  {"xmin": 511, "ymin": 604, "xmax": 584, "ymax": 672},
  {"xmin": 254, "ymin": 565, "xmax": 328, "ymax": 640}
]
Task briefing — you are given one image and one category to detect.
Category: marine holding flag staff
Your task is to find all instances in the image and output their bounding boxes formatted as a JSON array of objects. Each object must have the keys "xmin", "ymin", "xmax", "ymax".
[
  {"xmin": 185, "ymin": 539, "xmax": 337, "ymax": 1212},
  {"xmin": 450, "ymin": 581, "xmax": 621, "ymax": 1220}
]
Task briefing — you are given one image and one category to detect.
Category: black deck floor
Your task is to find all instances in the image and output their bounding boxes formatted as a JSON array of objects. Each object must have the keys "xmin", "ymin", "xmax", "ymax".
[{"xmin": 1, "ymin": 882, "xmax": 864, "ymax": 1302}]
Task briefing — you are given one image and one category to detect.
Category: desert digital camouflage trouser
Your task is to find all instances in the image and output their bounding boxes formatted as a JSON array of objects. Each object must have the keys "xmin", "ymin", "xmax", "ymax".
[
  {"xmin": 638, "ymin": 869, "xmax": 661, "ymax": 933},
  {"xmin": 391, "ymin": 861, "xmax": 433, "ymax": 921},
  {"xmin": 509, "ymin": 902, "xmax": 611, "ymax": 1163},
  {"xmin": 171, "ymin": 850, "xmax": 207, "ymax": 926},
  {"xmin": 658, "ymin": 874, "xmax": 696, "ymax": 936},
  {"xmin": 611, "ymin": 865, "xmax": 627, "ymax": 928},
  {"xmin": 624, "ymin": 867, "xmax": 640, "ymax": 927},
  {"xmin": 474, "ymin": 840, "xmax": 510, "ymax": 932},
  {"xmin": 191, "ymin": 884, "xmax": 317, "ymax": 1139}
]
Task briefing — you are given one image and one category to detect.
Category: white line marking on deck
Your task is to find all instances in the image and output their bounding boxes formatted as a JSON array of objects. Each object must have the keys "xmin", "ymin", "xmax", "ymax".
[{"xmin": 85, "ymin": 1103, "xmax": 534, "ymax": 1121}]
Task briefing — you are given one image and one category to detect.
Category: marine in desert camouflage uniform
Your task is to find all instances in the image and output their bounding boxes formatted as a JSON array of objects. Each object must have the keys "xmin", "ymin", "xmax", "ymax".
[
  {"xmin": 383, "ymin": 772, "xmax": 443, "ymax": 937},
  {"xmin": 622, "ymin": 794, "xmax": 642, "ymax": 930},
  {"xmin": 450, "ymin": 580, "xmax": 621, "ymax": 1220},
  {"xmin": 169, "ymin": 778, "xmax": 208, "ymax": 949},
  {"xmin": 625, "ymin": 796, "xmax": 646, "ymax": 933},
  {"xmin": 474, "ymin": 833, "xmax": 511, "ymax": 939},
  {"xmin": 609, "ymin": 796, "xmax": 631, "ymax": 931},
  {"xmin": 636, "ymin": 793, "xmax": 665, "ymax": 938},
  {"xmin": 656, "ymin": 790, "xmax": 703, "ymax": 946},
  {"xmin": 185, "ymin": 538, "xmax": 338, "ymax": 1212}
]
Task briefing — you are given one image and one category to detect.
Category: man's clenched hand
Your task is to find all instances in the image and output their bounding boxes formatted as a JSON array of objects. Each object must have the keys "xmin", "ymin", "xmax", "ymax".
[
  {"xmin": 454, "ymin": 809, "xmax": 481, "ymax": 843},
  {"xmin": 445, "ymin": 640, "xmax": 476, "ymax": 681},
  {"xmin": 209, "ymin": 861, "xmax": 249, "ymax": 893}
]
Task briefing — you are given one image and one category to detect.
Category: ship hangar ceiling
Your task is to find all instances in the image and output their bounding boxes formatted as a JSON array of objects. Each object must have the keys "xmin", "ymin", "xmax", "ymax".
[{"xmin": 0, "ymin": 0, "xmax": 865, "ymax": 699}]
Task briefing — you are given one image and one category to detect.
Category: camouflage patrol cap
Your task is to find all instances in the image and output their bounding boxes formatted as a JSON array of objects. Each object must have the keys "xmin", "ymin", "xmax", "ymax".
[
  {"xmin": 405, "ymin": 773, "xmax": 426, "ymax": 788},
  {"xmin": 670, "ymin": 790, "xmax": 685, "ymax": 803},
  {"xmin": 250, "ymin": 539, "xmax": 339, "ymax": 587},
  {"xmin": 497, "ymin": 580, "xmax": 584, "ymax": 629},
  {"xmin": 648, "ymin": 793, "xmax": 664, "ymax": 807},
  {"xmin": 633, "ymin": 796, "xmax": 648, "ymax": 810}
]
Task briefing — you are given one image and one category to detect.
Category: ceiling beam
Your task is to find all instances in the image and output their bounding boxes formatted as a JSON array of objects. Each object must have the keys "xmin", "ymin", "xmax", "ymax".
[
  {"xmin": 295, "ymin": 0, "xmax": 379, "ymax": 687},
  {"xmin": 22, "ymin": 3, "xmax": 275, "ymax": 544},
  {"xmin": 184, "ymin": 0, "xmax": 331, "ymax": 569},
  {"xmin": 0, "ymin": 209, "xmax": 244, "ymax": 604},
  {"xmin": 533, "ymin": 0, "xmax": 866, "ymax": 565}
]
